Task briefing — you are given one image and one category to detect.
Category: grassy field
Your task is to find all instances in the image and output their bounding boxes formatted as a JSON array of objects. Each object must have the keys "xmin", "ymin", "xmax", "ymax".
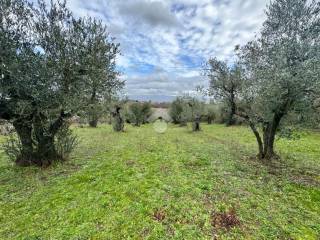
[{"xmin": 0, "ymin": 124, "xmax": 319, "ymax": 239}]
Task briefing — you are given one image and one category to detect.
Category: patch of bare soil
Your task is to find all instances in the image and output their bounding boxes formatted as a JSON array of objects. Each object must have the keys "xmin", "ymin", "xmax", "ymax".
[
  {"xmin": 211, "ymin": 208, "xmax": 240, "ymax": 230},
  {"xmin": 152, "ymin": 208, "xmax": 166, "ymax": 222}
]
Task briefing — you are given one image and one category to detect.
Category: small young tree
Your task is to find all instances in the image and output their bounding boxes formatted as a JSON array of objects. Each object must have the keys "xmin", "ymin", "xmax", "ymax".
[
  {"xmin": 169, "ymin": 97, "xmax": 188, "ymax": 125},
  {"xmin": 236, "ymin": 0, "xmax": 320, "ymax": 160},
  {"xmin": 126, "ymin": 101, "xmax": 152, "ymax": 127},
  {"xmin": 187, "ymin": 98, "xmax": 204, "ymax": 131},
  {"xmin": 204, "ymin": 104, "xmax": 217, "ymax": 124},
  {"xmin": 204, "ymin": 58, "xmax": 243, "ymax": 126},
  {"xmin": 141, "ymin": 102, "xmax": 153, "ymax": 124}
]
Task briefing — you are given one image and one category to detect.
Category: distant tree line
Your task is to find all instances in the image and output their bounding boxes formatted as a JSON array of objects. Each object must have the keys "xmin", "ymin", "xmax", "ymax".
[{"xmin": 168, "ymin": 96, "xmax": 240, "ymax": 130}]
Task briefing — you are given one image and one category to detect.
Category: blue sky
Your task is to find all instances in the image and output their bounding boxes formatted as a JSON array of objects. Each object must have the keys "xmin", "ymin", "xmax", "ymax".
[{"xmin": 55, "ymin": 0, "xmax": 269, "ymax": 101}]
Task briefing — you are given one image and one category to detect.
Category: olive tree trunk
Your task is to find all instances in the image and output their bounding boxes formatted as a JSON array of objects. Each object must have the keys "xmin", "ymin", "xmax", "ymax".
[
  {"xmin": 88, "ymin": 91, "xmax": 99, "ymax": 128},
  {"xmin": 238, "ymin": 109, "xmax": 285, "ymax": 160},
  {"xmin": 192, "ymin": 116, "xmax": 201, "ymax": 131},
  {"xmin": 226, "ymin": 93, "xmax": 236, "ymax": 126},
  {"xmin": 89, "ymin": 117, "xmax": 98, "ymax": 128},
  {"xmin": 13, "ymin": 120, "xmax": 34, "ymax": 166},
  {"xmin": 251, "ymin": 114, "xmax": 283, "ymax": 160},
  {"xmin": 112, "ymin": 106, "xmax": 124, "ymax": 132},
  {"xmin": 12, "ymin": 111, "xmax": 68, "ymax": 166}
]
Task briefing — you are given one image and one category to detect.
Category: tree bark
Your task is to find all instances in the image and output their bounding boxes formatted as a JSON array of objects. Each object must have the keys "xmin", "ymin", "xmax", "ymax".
[
  {"xmin": 262, "ymin": 112, "xmax": 283, "ymax": 159},
  {"xmin": 248, "ymin": 121, "xmax": 264, "ymax": 159},
  {"xmin": 112, "ymin": 106, "xmax": 124, "ymax": 132},
  {"xmin": 226, "ymin": 92, "xmax": 236, "ymax": 126},
  {"xmin": 35, "ymin": 135, "xmax": 57, "ymax": 166},
  {"xmin": 88, "ymin": 89, "xmax": 99, "ymax": 128},
  {"xmin": 89, "ymin": 118, "xmax": 98, "ymax": 128},
  {"xmin": 33, "ymin": 114, "xmax": 60, "ymax": 166},
  {"xmin": 13, "ymin": 120, "xmax": 34, "ymax": 166},
  {"xmin": 236, "ymin": 110, "xmax": 279, "ymax": 160},
  {"xmin": 207, "ymin": 117, "xmax": 213, "ymax": 124},
  {"xmin": 193, "ymin": 116, "xmax": 201, "ymax": 131},
  {"xmin": 236, "ymin": 96, "xmax": 291, "ymax": 160}
]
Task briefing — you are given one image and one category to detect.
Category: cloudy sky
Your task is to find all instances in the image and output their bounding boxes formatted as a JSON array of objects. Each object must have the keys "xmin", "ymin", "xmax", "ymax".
[{"xmin": 64, "ymin": 0, "xmax": 269, "ymax": 101}]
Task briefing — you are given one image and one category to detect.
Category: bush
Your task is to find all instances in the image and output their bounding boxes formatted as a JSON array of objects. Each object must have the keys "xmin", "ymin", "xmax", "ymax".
[
  {"xmin": 3, "ymin": 133, "xmax": 22, "ymax": 162},
  {"xmin": 0, "ymin": 121, "xmax": 14, "ymax": 136},
  {"xmin": 55, "ymin": 124, "xmax": 79, "ymax": 160},
  {"xmin": 141, "ymin": 102, "xmax": 153, "ymax": 124},
  {"xmin": 212, "ymin": 102, "xmax": 244, "ymax": 125},
  {"xmin": 277, "ymin": 127, "xmax": 301, "ymax": 140}
]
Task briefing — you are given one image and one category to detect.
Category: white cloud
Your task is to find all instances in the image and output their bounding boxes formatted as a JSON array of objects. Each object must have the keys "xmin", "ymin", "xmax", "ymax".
[
  {"xmin": 118, "ymin": 0, "xmax": 180, "ymax": 27},
  {"xmin": 46, "ymin": 0, "xmax": 269, "ymax": 101}
]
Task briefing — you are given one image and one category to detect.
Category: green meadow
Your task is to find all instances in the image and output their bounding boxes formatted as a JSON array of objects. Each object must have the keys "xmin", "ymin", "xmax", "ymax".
[{"xmin": 0, "ymin": 124, "xmax": 319, "ymax": 239}]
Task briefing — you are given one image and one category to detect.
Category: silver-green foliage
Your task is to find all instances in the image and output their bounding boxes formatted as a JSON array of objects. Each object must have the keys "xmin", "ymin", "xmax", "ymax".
[
  {"xmin": 0, "ymin": 0, "xmax": 122, "ymax": 166},
  {"xmin": 237, "ymin": 0, "xmax": 320, "ymax": 159},
  {"xmin": 169, "ymin": 96, "xmax": 204, "ymax": 128},
  {"xmin": 126, "ymin": 102, "xmax": 153, "ymax": 127}
]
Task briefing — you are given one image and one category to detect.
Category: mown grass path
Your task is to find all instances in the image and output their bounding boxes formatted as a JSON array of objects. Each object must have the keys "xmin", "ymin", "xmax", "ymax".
[{"xmin": 0, "ymin": 124, "xmax": 319, "ymax": 239}]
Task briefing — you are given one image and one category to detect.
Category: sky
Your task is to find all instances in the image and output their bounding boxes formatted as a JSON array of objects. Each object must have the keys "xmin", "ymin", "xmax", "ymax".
[{"xmin": 59, "ymin": 0, "xmax": 269, "ymax": 101}]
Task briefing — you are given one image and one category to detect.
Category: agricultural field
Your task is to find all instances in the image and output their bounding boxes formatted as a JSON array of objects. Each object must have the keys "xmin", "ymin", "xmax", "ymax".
[{"xmin": 1, "ymin": 124, "xmax": 319, "ymax": 239}]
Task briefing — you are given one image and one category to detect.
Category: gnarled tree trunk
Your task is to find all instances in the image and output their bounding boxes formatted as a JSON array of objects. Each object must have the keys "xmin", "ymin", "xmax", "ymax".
[
  {"xmin": 226, "ymin": 92, "xmax": 236, "ymax": 126},
  {"xmin": 89, "ymin": 118, "xmax": 98, "ymax": 128},
  {"xmin": 88, "ymin": 90, "xmax": 99, "ymax": 128},
  {"xmin": 32, "ymin": 113, "xmax": 62, "ymax": 166},
  {"xmin": 238, "ymin": 110, "xmax": 284, "ymax": 160},
  {"xmin": 13, "ymin": 119, "xmax": 34, "ymax": 166},
  {"xmin": 262, "ymin": 111, "xmax": 283, "ymax": 159},
  {"xmin": 12, "ymin": 111, "xmax": 69, "ymax": 167},
  {"xmin": 192, "ymin": 116, "xmax": 201, "ymax": 131},
  {"xmin": 112, "ymin": 106, "xmax": 124, "ymax": 132}
]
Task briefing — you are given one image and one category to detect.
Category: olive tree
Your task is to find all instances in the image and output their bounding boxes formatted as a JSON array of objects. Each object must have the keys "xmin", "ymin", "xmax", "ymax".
[
  {"xmin": 169, "ymin": 97, "xmax": 189, "ymax": 125},
  {"xmin": 169, "ymin": 96, "xmax": 204, "ymax": 130},
  {"xmin": 236, "ymin": 0, "xmax": 320, "ymax": 160},
  {"xmin": 112, "ymin": 105, "xmax": 124, "ymax": 132},
  {"xmin": 204, "ymin": 58, "xmax": 243, "ymax": 126},
  {"xmin": 204, "ymin": 104, "xmax": 217, "ymax": 124},
  {"xmin": 187, "ymin": 97, "xmax": 204, "ymax": 131},
  {"xmin": 0, "ymin": 0, "xmax": 122, "ymax": 166},
  {"xmin": 126, "ymin": 101, "xmax": 152, "ymax": 127},
  {"xmin": 82, "ymin": 18, "xmax": 124, "ymax": 128}
]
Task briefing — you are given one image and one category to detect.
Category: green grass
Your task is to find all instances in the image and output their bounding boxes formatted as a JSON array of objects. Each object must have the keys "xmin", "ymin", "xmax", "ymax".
[{"xmin": 0, "ymin": 124, "xmax": 319, "ymax": 239}]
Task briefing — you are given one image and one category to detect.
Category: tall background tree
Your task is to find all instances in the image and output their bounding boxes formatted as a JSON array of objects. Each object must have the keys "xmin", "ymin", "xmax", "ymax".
[
  {"xmin": 204, "ymin": 58, "xmax": 243, "ymax": 126},
  {"xmin": 82, "ymin": 18, "xmax": 124, "ymax": 128}
]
